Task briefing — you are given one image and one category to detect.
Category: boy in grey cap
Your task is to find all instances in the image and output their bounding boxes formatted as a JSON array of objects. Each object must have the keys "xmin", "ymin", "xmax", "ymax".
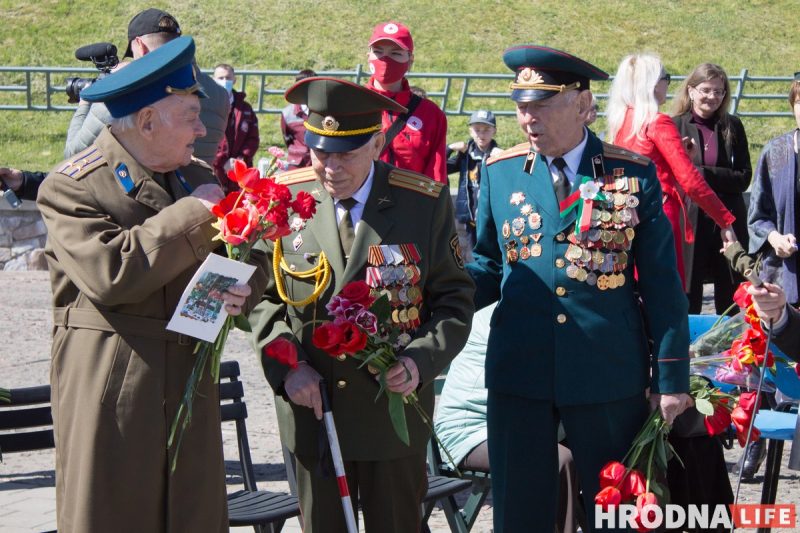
[{"xmin": 447, "ymin": 110, "xmax": 501, "ymax": 261}]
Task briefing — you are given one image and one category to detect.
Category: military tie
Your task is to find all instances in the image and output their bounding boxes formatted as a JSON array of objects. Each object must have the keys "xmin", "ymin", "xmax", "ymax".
[
  {"xmin": 338, "ymin": 197, "xmax": 358, "ymax": 258},
  {"xmin": 552, "ymin": 157, "xmax": 571, "ymax": 206}
]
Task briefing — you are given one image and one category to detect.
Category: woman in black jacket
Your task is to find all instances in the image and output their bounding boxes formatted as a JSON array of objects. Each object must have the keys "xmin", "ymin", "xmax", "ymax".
[{"xmin": 672, "ymin": 63, "xmax": 752, "ymax": 315}]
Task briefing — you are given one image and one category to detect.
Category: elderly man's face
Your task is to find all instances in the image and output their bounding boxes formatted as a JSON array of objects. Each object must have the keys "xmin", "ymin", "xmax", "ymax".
[
  {"xmin": 310, "ymin": 134, "xmax": 384, "ymax": 199},
  {"xmin": 515, "ymin": 90, "xmax": 590, "ymax": 157},
  {"xmin": 148, "ymin": 94, "xmax": 206, "ymax": 170}
]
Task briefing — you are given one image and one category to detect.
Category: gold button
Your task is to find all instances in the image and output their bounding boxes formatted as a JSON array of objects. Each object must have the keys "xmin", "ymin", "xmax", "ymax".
[
  {"xmin": 336, "ymin": 354, "xmax": 347, "ymax": 362},
  {"xmin": 336, "ymin": 380, "xmax": 347, "ymax": 389},
  {"xmin": 556, "ymin": 233, "xmax": 566, "ymax": 242},
  {"xmin": 555, "ymin": 286, "xmax": 566, "ymax": 297},
  {"xmin": 197, "ymin": 246, "xmax": 207, "ymax": 256},
  {"xmin": 556, "ymin": 313, "xmax": 567, "ymax": 324},
  {"xmin": 555, "ymin": 258, "xmax": 565, "ymax": 268}
]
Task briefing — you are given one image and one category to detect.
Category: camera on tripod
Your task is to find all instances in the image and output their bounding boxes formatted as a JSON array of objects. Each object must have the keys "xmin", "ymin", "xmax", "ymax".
[{"xmin": 65, "ymin": 42, "xmax": 119, "ymax": 104}]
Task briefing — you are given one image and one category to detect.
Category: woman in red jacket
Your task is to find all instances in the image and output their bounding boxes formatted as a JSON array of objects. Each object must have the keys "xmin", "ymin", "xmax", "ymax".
[{"xmin": 606, "ymin": 53, "xmax": 737, "ymax": 288}]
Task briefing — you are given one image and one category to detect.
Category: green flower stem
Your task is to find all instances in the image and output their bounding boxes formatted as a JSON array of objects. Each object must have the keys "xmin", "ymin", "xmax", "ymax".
[{"xmin": 406, "ymin": 393, "xmax": 462, "ymax": 477}]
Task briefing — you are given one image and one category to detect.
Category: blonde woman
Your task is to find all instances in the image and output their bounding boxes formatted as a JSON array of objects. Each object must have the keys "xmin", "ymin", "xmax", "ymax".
[{"xmin": 606, "ymin": 53, "xmax": 736, "ymax": 287}]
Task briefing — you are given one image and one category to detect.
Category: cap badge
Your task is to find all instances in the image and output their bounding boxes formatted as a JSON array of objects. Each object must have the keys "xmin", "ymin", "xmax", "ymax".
[
  {"xmin": 518, "ymin": 68, "xmax": 544, "ymax": 85},
  {"xmin": 322, "ymin": 116, "xmax": 340, "ymax": 132},
  {"xmin": 383, "ymin": 23, "xmax": 399, "ymax": 34}
]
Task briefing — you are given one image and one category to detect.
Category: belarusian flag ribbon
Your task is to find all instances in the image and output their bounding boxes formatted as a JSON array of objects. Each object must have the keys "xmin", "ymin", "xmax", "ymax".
[{"xmin": 559, "ymin": 177, "xmax": 606, "ymax": 235}]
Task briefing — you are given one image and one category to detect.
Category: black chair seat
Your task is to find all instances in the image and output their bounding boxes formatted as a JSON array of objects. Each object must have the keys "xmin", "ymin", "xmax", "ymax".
[
  {"xmin": 423, "ymin": 475, "xmax": 472, "ymax": 502},
  {"xmin": 227, "ymin": 490, "xmax": 300, "ymax": 526}
]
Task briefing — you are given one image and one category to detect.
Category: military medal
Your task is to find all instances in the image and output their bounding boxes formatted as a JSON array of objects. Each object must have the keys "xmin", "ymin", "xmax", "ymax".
[
  {"xmin": 505, "ymin": 240, "xmax": 519, "ymax": 263},
  {"xmin": 512, "ymin": 217, "xmax": 526, "ymax": 237},
  {"xmin": 502, "ymin": 220, "xmax": 511, "ymax": 239},
  {"xmin": 292, "ymin": 233, "xmax": 304, "ymax": 251},
  {"xmin": 528, "ymin": 212, "xmax": 542, "ymax": 230},
  {"xmin": 510, "ymin": 192, "xmax": 526, "ymax": 205}
]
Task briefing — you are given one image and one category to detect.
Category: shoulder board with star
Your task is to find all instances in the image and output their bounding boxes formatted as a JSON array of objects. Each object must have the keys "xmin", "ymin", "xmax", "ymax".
[
  {"xmin": 486, "ymin": 142, "xmax": 531, "ymax": 166},
  {"xmin": 388, "ymin": 169, "xmax": 443, "ymax": 198},
  {"xmin": 602, "ymin": 142, "xmax": 651, "ymax": 166},
  {"xmin": 55, "ymin": 145, "xmax": 107, "ymax": 180},
  {"xmin": 275, "ymin": 166, "xmax": 317, "ymax": 186},
  {"xmin": 188, "ymin": 156, "xmax": 213, "ymax": 171}
]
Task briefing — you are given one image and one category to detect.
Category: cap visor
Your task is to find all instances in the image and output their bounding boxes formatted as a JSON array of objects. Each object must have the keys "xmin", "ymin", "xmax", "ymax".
[
  {"xmin": 511, "ymin": 88, "xmax": 560, "ymax": 103},
  {"xmin": 368, "ymin": 37, "xmax": 410, "ymax": 51},
  {"xmin": 123, "ymin": 41, "xmax": 133, "ymax": 58},
  {"xmin": 305, "ymin": 131, "xmax": 374, "ymax": 153}
]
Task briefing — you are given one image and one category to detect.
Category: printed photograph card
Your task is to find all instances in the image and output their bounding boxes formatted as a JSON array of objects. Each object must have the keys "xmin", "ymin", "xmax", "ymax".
[{"xmin": 167, "ymin": 254, "xmax": 256, "ymax": 342}]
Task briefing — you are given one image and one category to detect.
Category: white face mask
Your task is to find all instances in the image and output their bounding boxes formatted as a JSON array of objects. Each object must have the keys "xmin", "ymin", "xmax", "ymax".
[{"xmin": 215, "ymin": 78, "xmax": 234, "ymax": 94}]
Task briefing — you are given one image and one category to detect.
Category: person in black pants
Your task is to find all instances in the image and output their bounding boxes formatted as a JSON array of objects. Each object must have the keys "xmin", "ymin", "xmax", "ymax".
[{"xmin": 672, "ymin": 63, "xmax": 752, "ymax": 315}]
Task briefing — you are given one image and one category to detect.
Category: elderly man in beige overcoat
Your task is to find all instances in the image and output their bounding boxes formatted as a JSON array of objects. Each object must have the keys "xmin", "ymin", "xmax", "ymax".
[{"xmin": 36, "ymin": 37, "xmax": 269, "ymax": 533}]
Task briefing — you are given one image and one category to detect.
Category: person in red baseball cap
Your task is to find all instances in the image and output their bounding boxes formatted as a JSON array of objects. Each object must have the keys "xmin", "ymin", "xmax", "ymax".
[{"xmin": 365, "ymin": 21, "xmax": 449, "ymax": 185}]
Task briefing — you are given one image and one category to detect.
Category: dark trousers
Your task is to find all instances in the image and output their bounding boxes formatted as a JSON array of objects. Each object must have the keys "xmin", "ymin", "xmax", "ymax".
[
  {"xmin": 487, "ymin": 390, "xmax": 649, "ymax": 532},
  {"xmin": 688, "ymin": 215, "xmax": 741, "ymax": 315},
  {"xmin": 295, "ymin": 452, "xmax": 427, "ymax": 533}
]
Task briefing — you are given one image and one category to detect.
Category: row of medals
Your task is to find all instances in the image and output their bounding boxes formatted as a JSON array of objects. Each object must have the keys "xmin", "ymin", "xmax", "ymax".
[
  {"xmin": 366, "ymin": 259, "xmax": 423, "ymax": 331},
  {"xmin": 502, "ymin": 175, "xmax": 641, "ymax": 291}
]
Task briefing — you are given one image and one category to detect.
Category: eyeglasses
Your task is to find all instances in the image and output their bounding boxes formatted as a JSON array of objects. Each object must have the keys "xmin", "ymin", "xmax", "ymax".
[
  {"xmin": 660, "ymin": 73, "xmax": 671, "ymax": 84},
  {"xmin": 694, "ymin": 87, "xmax": 726, "ymax": 97}
]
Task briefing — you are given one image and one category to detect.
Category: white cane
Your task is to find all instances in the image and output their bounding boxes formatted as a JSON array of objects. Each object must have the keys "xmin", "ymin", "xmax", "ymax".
[{"xmin": 319, "ymin": 380, "xmax": 358, "ymax": 533}]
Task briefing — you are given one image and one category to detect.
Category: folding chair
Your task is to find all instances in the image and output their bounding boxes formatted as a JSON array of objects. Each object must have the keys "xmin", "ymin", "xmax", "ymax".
[{"xmin": 219, "ymin": 360, "xmax": 300, "ymax": 533}]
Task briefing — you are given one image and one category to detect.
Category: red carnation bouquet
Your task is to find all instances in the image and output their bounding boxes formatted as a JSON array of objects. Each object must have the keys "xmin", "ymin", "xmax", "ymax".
[
  {"xmin": 263, "ymin": 280, "xmax": 458, "ymax": 468},
  {"xmin": 169, "ymin": 155, "xmax": 316, "ymax": 471}
]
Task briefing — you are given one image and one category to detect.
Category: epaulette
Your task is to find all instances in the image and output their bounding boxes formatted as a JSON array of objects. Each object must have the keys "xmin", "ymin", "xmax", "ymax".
[
  {"xmin": 56, "ymin": 145, "xmax": 107, "ymax": 180},
  {"xmin": 188, "ymin": 156, "xmax": 213, "ymax": 171},
  {"xmin": 486, "ymin": 142, "xmax": 531, "ymax": 166},
  {"xmin": 275, "ymin": 166, "xmax": 317, "ymax": 186},
  {"xmin": 388, "ymin": 168, "xmax": 443, "ymax": 198},
  {"xmin": 602, "ymin": 142, "xmax": 651, "ymax": 166}
]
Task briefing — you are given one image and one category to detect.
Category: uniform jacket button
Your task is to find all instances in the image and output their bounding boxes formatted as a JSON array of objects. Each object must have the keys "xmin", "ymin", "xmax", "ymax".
[
  {"xmin": 556, "ymin": 313, "xmax": 567, "ymax": 324},
  {"xmin": 555, "ymin": 258, "xmax": 566, "ymax": 268},
  {"xmin": 336, "ymin": 354, "xmax": 347, "ymax": 361},
  {"xmin": 336, "ymin": 379, "xmax": 347, "ymax": 389},
  {"xmin": 556, "ymin": 233, "xmax": 566, "ymax": 242},
  {"xmin": 555, "ymin": 286, "xmax": 566, "ymax": 297},
  {"xmin": 197, "ymin": 245, "xmax": 207, "ymax": 256}
]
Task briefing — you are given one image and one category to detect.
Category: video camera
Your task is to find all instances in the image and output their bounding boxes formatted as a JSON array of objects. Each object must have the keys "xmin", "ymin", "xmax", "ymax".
[{"xmin": 65, "ymin": 42, "xmax": 119, "ymax": 104}]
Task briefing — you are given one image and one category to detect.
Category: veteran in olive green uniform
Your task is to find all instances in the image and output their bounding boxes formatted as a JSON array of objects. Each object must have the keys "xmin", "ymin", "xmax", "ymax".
[
  {"xmin": 250, "ymin": 77, "xmax": 474, "ymax": 532},
  {"xmin": 36, "ymin": 37, "xmax": 268, "ymax": 533},
  {"xmin": 467, "ymin": 46, "xmax": 692, "ymax": 532}
]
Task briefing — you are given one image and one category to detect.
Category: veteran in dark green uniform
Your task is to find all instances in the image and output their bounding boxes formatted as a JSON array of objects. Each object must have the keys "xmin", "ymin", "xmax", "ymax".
[
  {"xmin": 36, "ymin": 37, "xmax": 269, "ymax": 532},
  {"xmin": 467, "ymin": 46, "xmax": 692, "ymax": 532},
  {"xmin": 250, "ymin": 77, "xmax": 474, "ymax": 532}
]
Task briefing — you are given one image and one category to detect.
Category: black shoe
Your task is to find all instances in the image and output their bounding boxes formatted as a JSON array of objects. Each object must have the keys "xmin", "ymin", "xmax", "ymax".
[{"xmin": 735, "ymin": 440, "xmax": 767, "ymax": 480}]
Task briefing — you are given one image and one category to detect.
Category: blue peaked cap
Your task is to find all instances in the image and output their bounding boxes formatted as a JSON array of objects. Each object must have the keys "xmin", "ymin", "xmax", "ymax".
[{"xmin": 80, "ymin": 36, "xmax": 206, "ymax": 118}]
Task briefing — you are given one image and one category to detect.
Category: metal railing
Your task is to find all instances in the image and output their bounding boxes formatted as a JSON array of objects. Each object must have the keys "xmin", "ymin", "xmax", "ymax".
[{"xmin": 0, "ymin": 65, "xmax": 795, "ymax": 118}]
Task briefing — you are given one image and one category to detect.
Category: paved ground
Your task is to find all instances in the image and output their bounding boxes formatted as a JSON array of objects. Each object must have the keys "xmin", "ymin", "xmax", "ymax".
[{"xmin": 1, "ymin": 271, "xmax": 797, "ymax": 532}]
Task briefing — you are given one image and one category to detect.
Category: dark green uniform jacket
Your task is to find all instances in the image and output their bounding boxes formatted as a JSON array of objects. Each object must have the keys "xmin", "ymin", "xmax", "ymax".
[{"xmin": 251, "ymin": 161, "xmax": 474, "ymax": 460}]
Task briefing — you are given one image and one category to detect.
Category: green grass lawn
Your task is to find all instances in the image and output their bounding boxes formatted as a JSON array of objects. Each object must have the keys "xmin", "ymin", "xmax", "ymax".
[{"xmin": 1, "ymin": 0, "xmax": 797, "ymax": 174}]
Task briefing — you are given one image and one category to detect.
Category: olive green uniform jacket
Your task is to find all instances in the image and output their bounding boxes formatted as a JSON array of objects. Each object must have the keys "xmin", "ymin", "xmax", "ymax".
[
  {"xmin": 250, "ymin": 161, "xmax": 475, "ymax": 460},
  {"xmin": 37, "ymin": 127, "xmax": 269, "ymax": 533}
]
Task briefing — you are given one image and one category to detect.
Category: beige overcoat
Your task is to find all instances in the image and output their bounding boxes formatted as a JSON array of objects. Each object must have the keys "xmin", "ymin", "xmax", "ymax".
[{"xmin": 37, "ymin": 127, "xmax": 268, "ymax": 533}]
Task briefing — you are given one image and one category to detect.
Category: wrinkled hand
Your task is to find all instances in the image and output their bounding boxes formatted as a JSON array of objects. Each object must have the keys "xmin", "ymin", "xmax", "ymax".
[
  {"xmin": 192, "ymin": 183, "xmax": 225, "ymax": 211},
  {"xmin": 449, "ymin": 141, "xmax": 467, "ymax": 153},
  {"xmin": 719, "ymin": 226, "xmax": 737, "ymax": 252},
  {"xmin": 748, "ymin": 281, "xmax": 787, "ymax": 323},
  {"xmin": 284, "ymin": 362, "xmax": 323, "ymax": 420},
  {"xmin": 222, "ymin": 283, "xmax": 251, "ymax": 316},
  {"xmin": 0, "ymin": 167, "xmax": 24, "ymax": 192},
  {"xmin": 382, "ymin": 356, "xmax": 419, "ymax": 397},
  {"xmin": 650, "ymin": 392, "xmax": 692, "ymax": 425},
  {"xmin": 682, "ymin": 136, "xmax": 698, "ymax": 159},
  {"xmin": 768, "ymin": 231, "xmax": 797, "ymax": 258}
]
